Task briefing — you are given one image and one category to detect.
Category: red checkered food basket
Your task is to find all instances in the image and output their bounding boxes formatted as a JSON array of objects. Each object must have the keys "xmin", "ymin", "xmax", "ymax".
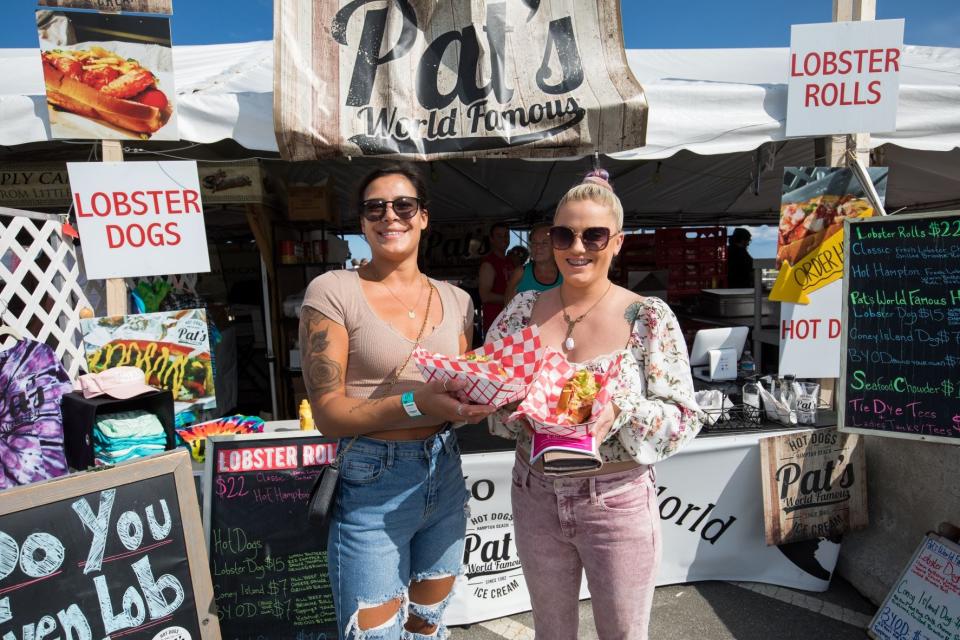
[
  {"xmin": 510, "ymin": 348, "xmax": 623, "ymax": 437},
  {"xmin": 413, "ymin": 325, "xmax": 542, "ymax": 408}
]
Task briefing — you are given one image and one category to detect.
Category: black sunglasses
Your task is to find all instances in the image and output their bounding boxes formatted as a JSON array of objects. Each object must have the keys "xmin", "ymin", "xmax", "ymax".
[
  {"xmin": 549, "ymin": 226, "xmax": 616, "ymax": 251},
  {"xmin": 360, "ymin": 196, "xmax": 422, "ymax": 222}
]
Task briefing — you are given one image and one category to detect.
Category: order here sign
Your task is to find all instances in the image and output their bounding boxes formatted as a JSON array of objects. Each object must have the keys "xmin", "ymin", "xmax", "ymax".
[
  {"xmin": 786, "ymin": 19, "xmax": 903, "ymax": 137},
  {"xmin": 67, "ymin": 161, "xmax": 210, "ymax": 279}
]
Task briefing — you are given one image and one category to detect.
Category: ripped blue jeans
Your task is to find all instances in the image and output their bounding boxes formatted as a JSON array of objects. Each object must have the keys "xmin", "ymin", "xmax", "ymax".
[{"xmin": 327, "ymin": 428, "xmax": 468, "ymax": 640}]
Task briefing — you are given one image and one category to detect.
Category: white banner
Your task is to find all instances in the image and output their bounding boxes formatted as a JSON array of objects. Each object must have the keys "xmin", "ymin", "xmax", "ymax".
[
  {"xmin": 779, "ymin": 280, "xmax": 844, "ymax": 378},
  {"xmin": 786, "ymin": 19, "xmax": 903, "ymax": 137},
  {"xmin": 67, "ymin": 161, "xmax": 210, "ymax": 280},
  {"xmin": 448, "ymin": 432, "xmax": 841, "ymax": 624}
]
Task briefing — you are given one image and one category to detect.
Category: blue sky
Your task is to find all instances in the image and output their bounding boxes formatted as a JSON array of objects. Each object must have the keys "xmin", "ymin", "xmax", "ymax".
[{"xmin": 3, "ymin": 0, "xmax": 956, "ymax": 260}]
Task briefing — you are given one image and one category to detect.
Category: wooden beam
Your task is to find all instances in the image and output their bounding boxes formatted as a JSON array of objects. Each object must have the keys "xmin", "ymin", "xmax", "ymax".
[{"xmin": 102, "ymin": 141, "xmax": 128, "ymax": 316}]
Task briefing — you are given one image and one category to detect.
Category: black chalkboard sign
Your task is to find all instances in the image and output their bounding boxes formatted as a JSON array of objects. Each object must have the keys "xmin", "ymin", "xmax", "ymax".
[
  {"xmin": 0, "ymin": 449, "xmax": 219, "ymax": 640},
  {"xmin": 203, "ymin": 432, "xmax": 338, "ymax": 640},
  {"xmin": 840, "ymin": 211, "xmax": 960, "ymax": 444}
]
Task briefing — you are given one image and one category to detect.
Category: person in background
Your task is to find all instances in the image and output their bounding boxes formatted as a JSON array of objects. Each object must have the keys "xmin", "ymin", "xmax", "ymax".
[
  {"xmin": 478, "ymin": 221, "xmax": 514, "ymax": 336},
  {"xmin": 507, "ymin": 245, "xmax": 529, "ymax": 270},
  {"xmin": 727, "ymin": 227, "xmax": 754, "ymax": 288},
  {"xmin": 504, "ymin": 222, "xmax": 562, "ymax": 302},
  {"xmin": 486, "ymin": 169, "xmax": 705, "ymax": 640},
  {"xmin": 299, "ymin": 164, "xmax": 496, "ymax": 640}
]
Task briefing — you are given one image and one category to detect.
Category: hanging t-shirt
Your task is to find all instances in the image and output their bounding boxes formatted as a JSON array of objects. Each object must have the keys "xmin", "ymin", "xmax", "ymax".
[{"xmin": 0, "ymin": 338, "xmax": 72, "ymax": 489}]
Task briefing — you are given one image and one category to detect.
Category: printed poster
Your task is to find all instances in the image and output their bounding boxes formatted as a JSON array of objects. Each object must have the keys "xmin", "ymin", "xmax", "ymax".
[
  {"xmin": 773, "ymin": 166, "xmax": 888, "ymax": 377},
  {"xmin": 81, "ymin": 309, "xmax": 215, "ymax": 412},
  {"xmin": 37, "ymin": 10, "xmax": 178, "ymax": 140}
]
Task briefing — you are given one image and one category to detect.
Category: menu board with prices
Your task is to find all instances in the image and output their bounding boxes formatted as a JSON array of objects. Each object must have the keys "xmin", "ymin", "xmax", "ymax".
[
  {"xmin": 203, "ymin": 432, "xmax": 338, "ymax": 640},
  {"xmin": 840, "ymin": 212, "xmax": 960, "ymax": 444}
]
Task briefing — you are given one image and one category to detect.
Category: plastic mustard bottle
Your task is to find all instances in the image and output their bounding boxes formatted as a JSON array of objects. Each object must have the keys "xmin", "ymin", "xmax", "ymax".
[{"xmin": 299, "ymin": 399, "xmax": 315, "ymax": 431}]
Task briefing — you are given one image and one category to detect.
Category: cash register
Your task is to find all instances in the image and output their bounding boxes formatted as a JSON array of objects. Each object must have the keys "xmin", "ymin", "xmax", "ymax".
[{"xmin": 689, "ymin": 327, "xmax": 749, "ymax": 382}]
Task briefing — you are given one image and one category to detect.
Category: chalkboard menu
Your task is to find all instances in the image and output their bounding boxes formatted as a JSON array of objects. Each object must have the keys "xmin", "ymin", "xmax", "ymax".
[
  {"xmin": 868, "ymin": 534, "xmax": 960, "ymax": 640},
  {"xmin": 203, "ymin": 432, "xmax": 338, "ymax": 640},
  {"xmin": 840, "ymin": 211, "xmax": 960, "ymax": 444},
  {"xmin": 0, "ymin": 450, "xmax": 219, "ymax": 640}
]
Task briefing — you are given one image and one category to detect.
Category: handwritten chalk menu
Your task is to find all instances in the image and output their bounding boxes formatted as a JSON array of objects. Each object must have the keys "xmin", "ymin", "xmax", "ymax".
[
  {"xmin": 203, "ymin": 432, "xmax": 338, "ymax": 640},
  {"xmin": 0, "ymin": 450, "xmax": 219, "ymax": 640},
  {"xmin": 840, "ymin": 211, "xmax": 960, "ymax": 444},
  {"xmin": 868, "ymin": 535, "xmax": 960, "ymax": 640}
]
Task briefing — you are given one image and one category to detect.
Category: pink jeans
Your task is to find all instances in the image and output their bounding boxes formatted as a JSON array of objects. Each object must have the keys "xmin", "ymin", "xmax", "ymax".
[{"xmin": 511, "ymin": 452, "xmax": 661, "ymax": 640}]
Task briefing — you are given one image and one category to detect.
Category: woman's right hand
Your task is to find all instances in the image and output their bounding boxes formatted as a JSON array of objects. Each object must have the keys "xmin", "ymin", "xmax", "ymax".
[{"xmin": 414, "ymin": 378, "xmax": 497, "ymax": 423}]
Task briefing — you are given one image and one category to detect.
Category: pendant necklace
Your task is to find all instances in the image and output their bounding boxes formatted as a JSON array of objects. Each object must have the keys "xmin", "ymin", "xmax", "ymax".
[
  {"xmin": 380, "ymin": 275, "xmax": 425, "ymax": 319},
  {"xmin": 559, "ymin": 282, "xmax": 613, "ymax": 351}
]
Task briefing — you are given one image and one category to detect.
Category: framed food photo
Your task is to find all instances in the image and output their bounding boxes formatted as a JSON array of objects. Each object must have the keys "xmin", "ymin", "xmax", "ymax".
[
  {"xmin": 80, "ymin": 309, "xmax": 215, "ymax": 413},
  {"xmin": 36, "ymin": 9, "xmax": 178, "ymax": 140}
]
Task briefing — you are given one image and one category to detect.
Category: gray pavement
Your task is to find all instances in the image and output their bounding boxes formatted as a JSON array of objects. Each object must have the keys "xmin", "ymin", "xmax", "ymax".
[{"xmin": 449, "ymin": 577, "xmax": 876, "ymax": 639}]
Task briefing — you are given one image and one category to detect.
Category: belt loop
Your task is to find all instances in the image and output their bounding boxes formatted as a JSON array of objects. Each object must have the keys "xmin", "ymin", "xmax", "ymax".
[
  {"xmin": 386, "ymin": 441, "xmax": 395, "ymax": 468},
  {"xmin": 589, "ymin": 477, "xmax": 599, "ymax": 505}
]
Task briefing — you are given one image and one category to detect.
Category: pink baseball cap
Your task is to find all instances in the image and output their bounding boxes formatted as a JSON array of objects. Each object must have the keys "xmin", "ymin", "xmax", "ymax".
[{"xmin": 77, "ymin": 366, "xmax": 157, "ymax": 400}]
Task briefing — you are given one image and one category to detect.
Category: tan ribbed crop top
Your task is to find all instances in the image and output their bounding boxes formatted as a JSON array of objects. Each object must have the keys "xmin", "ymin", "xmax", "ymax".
[{"xmin": 300, "ymin": 270, "xmax": 474, "ymax": 400}]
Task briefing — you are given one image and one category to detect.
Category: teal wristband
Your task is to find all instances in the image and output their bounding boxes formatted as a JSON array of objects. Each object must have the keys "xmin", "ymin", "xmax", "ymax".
[{"xmin": 401, "ymin": 391, "xmax": 422, "ymax": 418}]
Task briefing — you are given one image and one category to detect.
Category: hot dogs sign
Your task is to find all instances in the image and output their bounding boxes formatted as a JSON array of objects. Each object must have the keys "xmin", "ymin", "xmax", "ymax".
[{"xmin": 274, "ymin": 0, "xmax": 648, "ymax": 160}]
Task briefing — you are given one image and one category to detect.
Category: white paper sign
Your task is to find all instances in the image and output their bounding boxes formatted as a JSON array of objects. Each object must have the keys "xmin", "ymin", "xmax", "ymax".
[
  {"xmin": 779, "ymin": 279, "xmax": 843, "ymax": 378},
  {"xmin": 67, "ymin": 161, "xmax": 209, "ymax": 279},
  {"xmin": 786, "ymin": 19, "xmax": 903, "ymax": 137}
]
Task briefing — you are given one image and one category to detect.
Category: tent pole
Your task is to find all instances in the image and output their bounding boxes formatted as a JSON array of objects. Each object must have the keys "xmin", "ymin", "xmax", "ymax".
[
  {"xmin": 261, "ymin": 256, "xmax": 278, "ymax": 419},
  {"xmin": 102, "ymin": 141, "xmax": 128, "ymax": 316}
]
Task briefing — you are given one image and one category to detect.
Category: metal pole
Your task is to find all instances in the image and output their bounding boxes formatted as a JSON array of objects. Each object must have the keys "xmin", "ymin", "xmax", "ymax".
[{"xmin": 261, "ymin": 256, "xmax": 279, "ymax": 419}]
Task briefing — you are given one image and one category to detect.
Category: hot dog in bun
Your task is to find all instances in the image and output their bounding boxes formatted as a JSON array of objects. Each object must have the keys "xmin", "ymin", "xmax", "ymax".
[
  {"xmin": 556, "ymin": 370, "xmax": 601, "ymax": 423},
  {"xmin": 41, "ymin": 46, "xmax": 171, "ymax": 136}
]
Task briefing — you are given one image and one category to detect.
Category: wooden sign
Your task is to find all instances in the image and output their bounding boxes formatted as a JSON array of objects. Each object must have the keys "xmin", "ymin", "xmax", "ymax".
[
  {"xmin": 274, "ymin": 0, "xmax": 647, "ymax": 160},
  {"xmin": 203, "ymin": 432, "xmax": 339, "ymax": 639},
  {"xmin": 37, "ymin": 0, "xmax": 173, "ymax": 14},
  {"xmin": 868, "ymin": 534, "xmax": 960, "ymax": 640},
  {"xmin": 760, "ymin": 428, "xmax": 868, "ymax": 545},
  {"xmin": 0, "ymin": 450, "xmax": 219, "ymax": 640},
  {"xmin": 839, "ymin": 211, "xmax": 960, "ymax": 444}
]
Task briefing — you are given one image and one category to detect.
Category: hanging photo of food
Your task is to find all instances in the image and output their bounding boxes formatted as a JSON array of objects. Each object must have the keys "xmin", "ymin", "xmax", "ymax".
[{"xmin": 36, "ymin": 10, "xmax": 178, "ymax": 140}]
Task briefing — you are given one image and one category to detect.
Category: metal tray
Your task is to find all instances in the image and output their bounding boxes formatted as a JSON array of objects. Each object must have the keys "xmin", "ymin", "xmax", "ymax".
[{"xmin": 699, "ymin": 288, "xmax": 778, "ymax": 318}]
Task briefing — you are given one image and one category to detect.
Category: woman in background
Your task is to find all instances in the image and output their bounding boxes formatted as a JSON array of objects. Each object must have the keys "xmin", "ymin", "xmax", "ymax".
[
  {"xmin": 504, "ymin": 222, "xmax": 562, "ymax": 302},
  {"xmin": 486, "ymin": 170, "xmax": 704, "ymax": 640}
]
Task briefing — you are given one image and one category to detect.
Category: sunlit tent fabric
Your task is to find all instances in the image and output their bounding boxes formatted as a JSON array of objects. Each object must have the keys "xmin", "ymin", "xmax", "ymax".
[{"xmin": 2, "ymin": 41, "xmax": 959, "ymax": 226}]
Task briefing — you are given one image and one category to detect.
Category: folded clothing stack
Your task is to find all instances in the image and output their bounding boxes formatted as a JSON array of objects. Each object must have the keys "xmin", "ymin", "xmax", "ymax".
[{"xmin": 94, "ymin": 410, "xmax": 168, "ymax": 465}]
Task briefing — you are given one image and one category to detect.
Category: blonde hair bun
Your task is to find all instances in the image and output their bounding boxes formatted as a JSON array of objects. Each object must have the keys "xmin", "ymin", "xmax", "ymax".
[{"xmin": 582, "ymin": 168, "xmax": 613, "ymax": 191}]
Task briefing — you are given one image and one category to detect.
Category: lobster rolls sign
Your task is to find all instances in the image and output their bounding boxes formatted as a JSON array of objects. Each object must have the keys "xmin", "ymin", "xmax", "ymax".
[
  {"xmin": 274, "ymin": 0, "xmax": 648, "ymax": 160},
  {"xmin": 81, "ymin": 309, "xmax": 216, "ymax": 412}
]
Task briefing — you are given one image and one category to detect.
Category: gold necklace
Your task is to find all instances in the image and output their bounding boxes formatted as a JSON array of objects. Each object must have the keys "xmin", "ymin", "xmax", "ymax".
[
  {"xmin": 380, "ymin": 275, "xmax": 425, "ymax": 319},
  {"xmin": 559, "ymin": 282, "xmax": 613, "ymax": 351}
]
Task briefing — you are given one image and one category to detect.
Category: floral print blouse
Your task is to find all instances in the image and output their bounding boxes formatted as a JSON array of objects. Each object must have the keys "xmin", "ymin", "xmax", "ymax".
[{"xmin": 486, "ymin": 291, "xmax": 706, "ymax": 465}]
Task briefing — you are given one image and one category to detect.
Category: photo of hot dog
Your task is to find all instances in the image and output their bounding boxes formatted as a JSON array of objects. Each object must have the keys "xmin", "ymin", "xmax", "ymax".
[
  {"xmin": 41, "ymin": 46, "xmax": 171, "ymax": 136},
  {"xmin": 556, "ymin": 369, "xmax": 601, "ymax": 424}
]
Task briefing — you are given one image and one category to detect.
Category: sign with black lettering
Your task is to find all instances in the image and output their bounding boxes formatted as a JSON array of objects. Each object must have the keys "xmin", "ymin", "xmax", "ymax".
[
  {"xmin": 840, "ymin": 211, "xmax": 960, "ymax": 444},
  {"xmin": 0, "ymin": 449, "xmax": 219, "ymax": 640},
  {"xmin": 274, "ymin": 0, "xmax": 647, "ymax": 160},
  {"xmin": 868, "ymin": 534, "xmax": 960, "ymax": 640},
  {"xmin": 760, "ymin": 428, "xmax": 867, "ymax": 546},
  {"xmin": 203, "ymin": 432, "xmax": 338, "ymax": 640},
  {"xmin": 37, "ymin": 1, "xmax": 173, "ymax": 14}
]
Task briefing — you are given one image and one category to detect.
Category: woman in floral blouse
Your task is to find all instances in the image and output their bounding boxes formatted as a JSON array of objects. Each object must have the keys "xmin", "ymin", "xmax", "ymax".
[{"xmin": 486, "ymin": 169, "xmax": 705, "ymax": 640}]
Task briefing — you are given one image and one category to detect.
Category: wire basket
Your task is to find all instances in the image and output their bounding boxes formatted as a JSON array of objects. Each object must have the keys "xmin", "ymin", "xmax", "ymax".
[{"xmin": 700, "ymin": 403, "xmax": 767, "ymax": 433}]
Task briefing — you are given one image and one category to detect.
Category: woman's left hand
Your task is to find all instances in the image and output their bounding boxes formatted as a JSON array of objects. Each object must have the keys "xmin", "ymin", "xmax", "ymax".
[{"xmin": 587, "ymin": 402, "xmax": 618, "ymax": 442}]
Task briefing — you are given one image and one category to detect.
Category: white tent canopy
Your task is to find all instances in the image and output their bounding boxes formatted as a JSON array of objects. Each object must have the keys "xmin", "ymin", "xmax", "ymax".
[{"xmin": 2, "ymin": 41, "xmax": 959, "ymax": 227}]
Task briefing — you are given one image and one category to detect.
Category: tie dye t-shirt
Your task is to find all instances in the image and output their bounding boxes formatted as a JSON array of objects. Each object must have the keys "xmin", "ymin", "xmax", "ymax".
[{"xmin": 0, "ymin": 339, "xmax": 72, "ymax": 489}]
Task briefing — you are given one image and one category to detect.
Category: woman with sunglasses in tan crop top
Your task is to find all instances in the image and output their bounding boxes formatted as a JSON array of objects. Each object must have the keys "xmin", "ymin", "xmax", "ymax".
[
  {"xmin": 299, "ymin": 164, "xmax": 496, "ymax": 640},
  {"xmin": 486, "ymin": 169, "xmax": 706, "ymax": 640}
]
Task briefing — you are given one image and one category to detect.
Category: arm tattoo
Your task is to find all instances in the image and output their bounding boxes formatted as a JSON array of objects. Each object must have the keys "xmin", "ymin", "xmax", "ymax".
[
  {"xmin": 299, "ymin": 308, "xmax": 343, "ymax": 397},
  {"xmin": 624, "ymin": 301, "xmax": 643, "ymax": 325}
]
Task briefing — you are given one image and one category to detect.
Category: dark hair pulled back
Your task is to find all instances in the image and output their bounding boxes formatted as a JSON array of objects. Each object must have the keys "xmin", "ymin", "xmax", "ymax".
[{"xmin": 354, "ymin": 163, "xmax": 429, "ymax": 212}]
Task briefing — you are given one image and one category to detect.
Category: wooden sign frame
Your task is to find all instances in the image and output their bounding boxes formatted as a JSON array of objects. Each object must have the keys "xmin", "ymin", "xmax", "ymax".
[
  {"xmin": 37, "ymin": 0, "xmax": 173, "ymax": 14},
  {"xmin": 0, "ymin": 449, "xmax": 220, "ymax": 639},
  {"xmin": 839, "ymin": 210, "xmax": 960, "ymax": 445}
]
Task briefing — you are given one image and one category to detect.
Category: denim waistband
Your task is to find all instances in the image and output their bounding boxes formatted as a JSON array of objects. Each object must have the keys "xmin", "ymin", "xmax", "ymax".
[{"xmin": 340, "ymin": 423, "xmax": 458, "ymax": 460}]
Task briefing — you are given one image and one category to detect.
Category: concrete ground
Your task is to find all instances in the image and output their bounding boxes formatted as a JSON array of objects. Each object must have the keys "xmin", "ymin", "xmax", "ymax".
[{"xmin": 448, "ymin": 577, "xmax": 876, "ymax": 639}]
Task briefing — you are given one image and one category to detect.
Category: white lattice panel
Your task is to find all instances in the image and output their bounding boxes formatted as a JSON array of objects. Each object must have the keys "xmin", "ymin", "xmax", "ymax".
[{"xmin": 0, "ymin": 211, "xmax": 92, "ymax": 378}]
